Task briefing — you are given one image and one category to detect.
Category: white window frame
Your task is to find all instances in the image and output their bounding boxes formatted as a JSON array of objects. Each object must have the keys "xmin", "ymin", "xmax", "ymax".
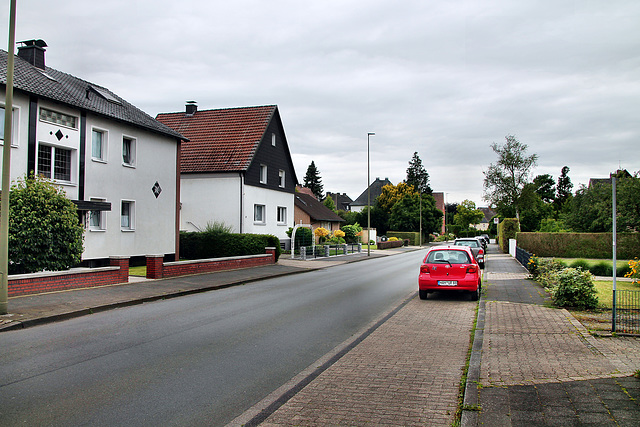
[
  {"xmin": 0, "ymin": 105, "xmax": 20, "ymax": 147},
  {"xmin": 277, "ymin": 206, "xmax": 287, "ymax": 225},
  {"xmin": 39, "ymin": 107, "xmax": 78, "ymax": 129},
  {"xmin": 271, "ymin": 133, "xmax": 276, "ymax": 147},
  {"xmin": 260, "ymin": 164, "xmax": 267, "ymax": 184},
  {"xmin": 254, "ymin": 204, "xmax": 266, "ymax": 224},
  {"xmin": 89, "ymin": 198, "xmax": 107, "ymax": 231},
  {"xmin": 91, "ymin": 128, "xmax": 107, "ymax": 162},
  {"xmin": 122, "ymin": 135, "xmax": 136, "ymax": 167},
  {"xmin": 36, "ymin": 143, "xmax": 74, "ymax": 183},
  {"xmin": 278, "ymin": 169, "xmax": 285, "ymax": 188},
  {"xmin": 121, "ymin": 200, "xmax": 136, "ymax": 231}
]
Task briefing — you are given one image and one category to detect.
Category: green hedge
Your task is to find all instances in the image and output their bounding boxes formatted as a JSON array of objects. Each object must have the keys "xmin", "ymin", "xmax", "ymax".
[
  {"xmin": 498, "ymin": 218, "xmax": 520, "ymax": 253},
  {"xmin": 387, "ymin": 231, "xmax": 420, "ymax": 245},
  {"xmin": 180, "ymin": 231, "xmax": 281, "ymax": 261},
  {"xmin": 516, "ymin": 232, "xmax": 640, "ymax": 259}
]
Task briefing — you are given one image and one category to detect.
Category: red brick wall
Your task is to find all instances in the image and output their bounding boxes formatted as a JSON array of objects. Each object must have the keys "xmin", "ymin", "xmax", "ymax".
[
  {"xmin": 8, "ymin": 256, "xmax": 129, "ymax": 297},
  {"xmin": 150, "ymin": 253, "xmax": 274, "ymax": 279}
]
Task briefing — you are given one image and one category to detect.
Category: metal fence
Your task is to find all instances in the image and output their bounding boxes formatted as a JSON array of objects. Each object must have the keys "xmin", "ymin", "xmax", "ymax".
[
  {"xmin": 515, "ymin": 246, "xmax": 532, "ymax": 269},
  {"xmin": 615, "ymin": 290, "xmax": 640, "ymax": 335},
  {"xmin": 298, "ymin": 243, "xmax": 362, "ymax": 260}
]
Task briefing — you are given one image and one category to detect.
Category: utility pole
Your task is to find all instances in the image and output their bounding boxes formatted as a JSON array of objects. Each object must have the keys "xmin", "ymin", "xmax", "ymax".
[{"xmin": 1, "ymin": 0, "xmax": 17, "ymax": 315}]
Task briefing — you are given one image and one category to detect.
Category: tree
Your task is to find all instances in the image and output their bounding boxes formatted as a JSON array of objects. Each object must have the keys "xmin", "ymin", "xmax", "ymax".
[
  {"xmin": 518, "ymin": 182, "xmax": 554, "ymax": 232},
  {"xmin": 405, "ymin": 152, "xmax": 431, "ymax": 194},
  {"xmin": 532, "ymin": 174, "xmax": 555, "ymax": 203},
  {"xmin": 453, "ymin": 200, "xmax": 484, "ymax": 230},
  {"xmin": 7, "ymin": 174, "xmax": 84, "ymax": 274},
  {"xmin": 554, "ymin": 166, "xmax": 573, "ymax": 210},
  {"xmin": 483, "ymin": 135, "xmax": 538, "ymax": 219},
  {"xmin": 322, "ymin": 195, "xmax": 336, "ymax": 212},
  {"xmin": 376, "ymin": 182, "xmax": 416, "ymax": 213},
  {"xmin": 388, "ymin": 193, "xmax": 442, "ymax": 235},
  {"xmin": 303, "ymin": 161, "xmax": 324, "ymax": 200}
]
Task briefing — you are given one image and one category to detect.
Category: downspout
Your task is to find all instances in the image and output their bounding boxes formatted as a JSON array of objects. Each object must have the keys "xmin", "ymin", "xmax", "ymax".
[
  {"xmin": 78, "ymin": 112, "xmax": 86, "ymax": 200},
  {"xmin": 175, "ymin": 138, "xmax": 181, "ymax": 260},
  {"xmin": 27, "ymin": 96, "xmax": 38, "ymax": 174},
  {"xmin": 239, "ymin": 172, "xmax": 244, "ymax": 233}
]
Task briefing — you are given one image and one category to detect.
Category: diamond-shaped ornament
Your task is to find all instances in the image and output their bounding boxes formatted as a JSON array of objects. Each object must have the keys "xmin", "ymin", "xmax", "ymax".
[{"xmin": 152, "ymin": 181, "xmax": 162, "ymax": 198}]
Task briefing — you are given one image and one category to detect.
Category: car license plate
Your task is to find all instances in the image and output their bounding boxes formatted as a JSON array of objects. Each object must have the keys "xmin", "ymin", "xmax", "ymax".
[{"xmin": 438, "ymin": 280, "xmax": 457, "ymax": 286}]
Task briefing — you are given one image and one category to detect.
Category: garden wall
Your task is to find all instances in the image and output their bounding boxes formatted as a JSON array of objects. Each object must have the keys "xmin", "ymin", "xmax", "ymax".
[{"xmin": 516, "ymin": 232, "xmax": 640, "ymax": 259}]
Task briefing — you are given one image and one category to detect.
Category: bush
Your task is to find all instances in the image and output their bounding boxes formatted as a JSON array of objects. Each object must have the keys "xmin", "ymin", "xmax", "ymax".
[
  {"xmin": 341, "ymin": 223, "xmax": 363, "ymax": 243},
  {"xmin": 377, "ymin": 240, "xmax": 404, "ymax": 249},
  {"xmin": 551, "ymin": 268, "xmax": 599, "ymax": 310},
  {"xmin": 498, "ymin": 218, "xmax": 520, "ymax": 253},
  {"xmin": 569, "ymin": 259, "xmax": 590, "ymax": 271},
  {"xmin": 535, "ymin": 258, "xmax": 567, "ymax": 290},
  {"xmin": 590, "ymin": 261, "xmax": 612, "ymax": 277},
  {"xmin": 516, "ymin": 232, "xmax": 640, "ymax": 259},
  {"xmin": 180, "ymin": 230, "xmax": 281, "ymax": 261},
  {"xmin": 6, "ymin": 174, "xmax": 84, "ymax": 274}
]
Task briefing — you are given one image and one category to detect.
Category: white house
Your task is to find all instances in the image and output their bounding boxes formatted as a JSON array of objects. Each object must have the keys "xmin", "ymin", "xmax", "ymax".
[
  {"xmin": 156, "ymin": 104, "xmax": 298, "ymax": 249},
  {"xmin": 1, "ymin": 40, "xmax": 185, "ymax": 265}
]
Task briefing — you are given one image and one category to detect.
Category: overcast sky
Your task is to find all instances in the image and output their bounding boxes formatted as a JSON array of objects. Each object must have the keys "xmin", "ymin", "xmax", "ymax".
[{"xmin": 3, "ymin": 0, "xmax": 639, "ymax": 206}]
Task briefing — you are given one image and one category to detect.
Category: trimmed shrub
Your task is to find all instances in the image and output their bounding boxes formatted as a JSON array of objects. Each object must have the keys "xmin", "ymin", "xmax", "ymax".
[
  {"xmin": 180, "ymin": 231, "xmax": 281, "ymax": 261},
  {"xmin": 516, "ymin": 232, "xmax": 640, "ymax": 259},
  {"xmin": 387, "ymin": 231, "xmax": 420, "ymax": 245},
  {"xmin": 551, "ymin": 268, "xmax": 599, "ymax": 310},
  {"xmin": 498, "ymin": 218, "xmax": 520, "ymax": 253},
  {"xmin": 377, "ymin": 240, "xmax": 404, "ymax": 249},
  {"xmin": 590, "ymin": 261, "xmax": 612, "ymax": 277},
  {"xmin": 569, "ymin": 259, "xmax": 590, "ymax": 271}
]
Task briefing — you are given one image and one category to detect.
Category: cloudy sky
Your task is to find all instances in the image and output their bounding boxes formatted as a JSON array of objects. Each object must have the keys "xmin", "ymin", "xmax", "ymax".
[{"xmin": 3, "ymin": 0, "xmax": 639, "ymax": 206}]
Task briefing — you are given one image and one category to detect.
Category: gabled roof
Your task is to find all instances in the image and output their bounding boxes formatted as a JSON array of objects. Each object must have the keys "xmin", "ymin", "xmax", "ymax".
[
  {"xmin": 156, "ymin": 105, "xmax": 278, "ymax": 173},
  {"xmin": 352, "ymin": 177, "xmax": 393, "ymax": 206},
  {"xmin": 295, "ymin": 192, "xmax": 345, "ymax": 223},
  {"xmin": 0, "ymin": 50, "xmax": 184, "ymax": 141},
  {"xmin": 326, "ymin": 192, "xmax": 353, "ymax": 210}
]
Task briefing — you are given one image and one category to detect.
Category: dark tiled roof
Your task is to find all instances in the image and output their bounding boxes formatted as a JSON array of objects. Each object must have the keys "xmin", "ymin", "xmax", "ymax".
[
  {"xmin": 156, "ymin": 105, "xmax": 277, "ymax": 173},
  {"xmin": 0, "ymin": 50, "xmax": 185, "ymax": 140},
  {"xmin": 352, "ymin": 178, "xmax": 393, "ymax": 206},
  {"xmin": 295, "ymin": 192, "xmax": 345, "ymax": 222},
  {"xmin": 326, "ymin": 192, "xmax": 353, "ymax": 210}
]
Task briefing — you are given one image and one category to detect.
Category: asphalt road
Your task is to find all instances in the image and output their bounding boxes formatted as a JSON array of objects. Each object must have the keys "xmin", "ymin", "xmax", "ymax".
[{"xmin": 0, "ymin": 249, "xmax": 426, "ymax": 426}]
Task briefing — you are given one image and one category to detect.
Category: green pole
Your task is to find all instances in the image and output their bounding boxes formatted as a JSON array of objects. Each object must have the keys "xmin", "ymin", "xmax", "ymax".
[{"xmin": 1, "ymin": 0, "xmax": 17, "ymax": 314}]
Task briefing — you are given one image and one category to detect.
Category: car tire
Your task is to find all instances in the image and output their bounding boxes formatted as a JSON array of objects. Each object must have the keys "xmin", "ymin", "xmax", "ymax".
[
  {"xmin": 470, "ymin": 287, "xmax": 480, "ymax": 301},
  {"xmin": 419, "ymin": 290, "xmax": 429, "ymax": 300}
]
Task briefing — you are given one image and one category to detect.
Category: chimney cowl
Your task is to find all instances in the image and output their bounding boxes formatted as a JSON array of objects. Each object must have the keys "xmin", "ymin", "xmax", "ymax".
[
  {"xmin": 185, "ymin": 101, "xmax": 197, "ymax": 116},
  {"xmin": 17, "ymin": 39, "xmax": 47, "ymax": 70}
]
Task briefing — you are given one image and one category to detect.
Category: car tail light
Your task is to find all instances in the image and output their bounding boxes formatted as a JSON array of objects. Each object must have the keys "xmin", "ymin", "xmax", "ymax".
[
  {"xmin": 466, "ymin": 264, "xmax": 478, "ymax": 274},
  {"xmin": 420, "ymin": 264, "xmax": 430, "ymax": 274},
  {"xmin": 478, "ymin": 248, "xmax": 484, "ymax": 255}
]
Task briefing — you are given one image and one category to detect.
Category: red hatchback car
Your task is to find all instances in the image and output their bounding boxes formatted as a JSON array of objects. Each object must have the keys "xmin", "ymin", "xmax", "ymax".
[{"xmin": 418, "ymin": 246, "xmax": 481, "ymax": 301}]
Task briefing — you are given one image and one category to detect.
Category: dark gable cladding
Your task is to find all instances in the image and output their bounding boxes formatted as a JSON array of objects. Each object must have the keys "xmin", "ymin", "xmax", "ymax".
[{"xmin": 0, "ymin": 49, "xmax": 185, "ymax": 141}]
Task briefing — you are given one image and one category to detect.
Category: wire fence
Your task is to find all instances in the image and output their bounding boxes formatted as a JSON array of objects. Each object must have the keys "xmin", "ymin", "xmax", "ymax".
[{"xmin": 615, "ymin": 290, "xmax": 640, "ymax": 335}]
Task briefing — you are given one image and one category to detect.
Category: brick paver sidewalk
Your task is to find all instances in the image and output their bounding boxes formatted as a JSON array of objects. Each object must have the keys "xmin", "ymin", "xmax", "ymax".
[{"xmin": 256, "ymin": 296, "xmax": 476, "ymax": 426}]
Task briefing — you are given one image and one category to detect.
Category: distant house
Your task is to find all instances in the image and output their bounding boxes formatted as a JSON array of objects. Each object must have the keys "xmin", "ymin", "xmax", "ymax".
[
  {"xmin": 472, "ymin": 207, "xmax": 497, "ymax": 231},
  {"xmin": 156, "ymin": 104, "xmax": 298, "ymax": 249},
  {"xmin": 294, "ymin": 190, "xmax": 344, "ymax": 237},
  {"xmin": 588, "ymin": 169, "xmax": 632, "ymax": 188},
  {"xmin": 432, "ymin": 192, "xmax": 445, "ymax": 234},
  {"xmin": 325, "ymin": 192, "xmax": 353, "ymax": 211},
  {"xmin": 350, "ymin": 177, "xmax": 392, "ymax": 212},
  {"xmin": 1, "ymin": 40, "xmax": 185, "ymax": 265}
]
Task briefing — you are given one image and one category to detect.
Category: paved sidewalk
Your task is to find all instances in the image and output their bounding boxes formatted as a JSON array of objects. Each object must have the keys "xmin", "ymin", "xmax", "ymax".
[{"xmin": 466, "ymin": 248, "xmax": 640, "ymax": 427}]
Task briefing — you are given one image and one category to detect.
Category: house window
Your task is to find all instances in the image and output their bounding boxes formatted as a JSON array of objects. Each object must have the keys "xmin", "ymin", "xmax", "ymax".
[
  {"xmin": 260, "ymin": 165, "xmax": 267, "ymax": 184},
  {"xmin": 271, "ymin": 133, "xmax": 276, "ymax": 146},
  {"xmin": 278, "ymin": 170, "xmax": 285, "ymax": 188},
  {"xmin": 37, "ymin": 144, "xmax": 72, "ymax": 182},
  {"xmin": 39, "ymin": 107, "xmax": 77, "ymax": 129},
  {"xmin": 122, "ymin": 136, "xmax": 136, "ymax": 166},
  {"xmin": 0, "ymin": 106, "xmax": 19, "ymax": 146},
  {"xmin": 277, "ymin": 206, "xmax": 287, "ymax": 225},
  {"xmin": 254, "ymin": 204, "xmax": 265, "ymax": 224},
  {"xmin": 89, "ymin": 198, "xmax": 106, "ymax": 231},
  {"xmin": 91, "ymin": 129, "xmax": 106, "ymax": 161},
  {"xmin": 121, "ymin": 200, "xmax": 135, "ymax": 230}
]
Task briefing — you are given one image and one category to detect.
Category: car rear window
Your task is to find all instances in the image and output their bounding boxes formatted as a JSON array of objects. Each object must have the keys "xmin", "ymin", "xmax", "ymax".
[
  {"xmin": 454, "ymin": 240, "xmax": 478, "ymax": 247},
  {"xmin": 425, "ymin": 250, "xmax": 471, "ymax": 264}
]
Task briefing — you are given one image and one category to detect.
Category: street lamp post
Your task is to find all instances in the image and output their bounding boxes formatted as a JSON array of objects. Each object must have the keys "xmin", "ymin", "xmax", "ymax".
[{"xmin": 367, "ymin": 132, "xmax": 375, "ymax": 256}]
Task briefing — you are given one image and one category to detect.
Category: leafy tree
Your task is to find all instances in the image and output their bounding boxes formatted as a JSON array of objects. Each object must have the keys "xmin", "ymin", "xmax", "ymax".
[
  {"xmin": 533, "ymin": 174, "xmax": 555, "ymax": 203},
  {"xmin": 376, "ymin": 182, "xmax": 416, "ymax": 212},
  {"xmin": 483, "ymin": 135, "xmax": 538, "ymax": 219},
  {"xmin": 322, "ymin": 195, "xmax": 336, "ymax": 211},
  {"xmin": 453, "ymin": 200, "xmax": 484, "ymax": 230},
  {"xmin": 554, "ymin": 166, "xmax": 573, "ymax": 210},
  {"xmin": 6, "ymin": 174, "xmax": 84, "ymax": 274},
  {"xmin": 405, "ymin": 152, "xmax": 431, "ymax": 194},
  {"xmin": 303, "ymin": 161, "xmax": 324, "ymax": 200},
  {"xmin": 518, "ymin": 183, "xmax": 554, "ymax": 232},
  {"xmin": 356, "ymin": 205, "xmax": 390, "ymax": 235},
  {"xmin": 337, "ymin": 209, "xmax": 358, "ymax": 225},
  {"xmin": 617, "ymin": 171, "xmax": 640, "ymax": 232},
  {"xmin": 388, "ymin": 193, "xmax": 442, "ymax": 235}
]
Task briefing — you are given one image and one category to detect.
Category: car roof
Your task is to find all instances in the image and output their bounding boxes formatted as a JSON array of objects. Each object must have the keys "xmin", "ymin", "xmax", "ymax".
[{"xmin": 428, "ymin": 246, "xmax": 473, "ymax": 254}]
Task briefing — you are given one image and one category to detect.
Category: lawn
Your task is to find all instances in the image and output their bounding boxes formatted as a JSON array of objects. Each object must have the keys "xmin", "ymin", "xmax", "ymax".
[
  {"xmin": 593, "ymin": 280, "xmax": 639, "ymax": 309},
  {"xmin": 129, "ymin": 266, "xmax": 147, "ymax": 277},
  {"xmin": 555, "ymin": 258, "xmax": 630, "ymax": 270}
]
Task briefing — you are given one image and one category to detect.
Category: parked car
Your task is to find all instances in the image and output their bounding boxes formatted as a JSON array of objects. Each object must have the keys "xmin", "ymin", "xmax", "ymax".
[
  {"xmin": 480, "ymin": 234, "xmax": 490, "ymax": 246},
  {"xmin": 418, "ymin": 246, "xmax": 481, "ymax": 301},
  {"xmin": 453, "ymin": 238, "xmax": 485, "ymax": 268}
]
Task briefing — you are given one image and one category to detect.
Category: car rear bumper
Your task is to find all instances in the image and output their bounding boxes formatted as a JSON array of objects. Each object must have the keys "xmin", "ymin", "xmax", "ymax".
[{"xmin": 418, "ymin": 277, "xmax": 479, "ymax": 292}]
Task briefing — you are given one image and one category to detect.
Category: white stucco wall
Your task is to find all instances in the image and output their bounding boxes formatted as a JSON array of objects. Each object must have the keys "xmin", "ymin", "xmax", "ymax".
[
  {"xmin": 242, "ymin": 184, "xmax": 294, "ymax": 241},
  {"xmin": 180, "ymin": 173, "xmax": 242, "ymax": 232},
  {"xmin": 0, "ymin": 91, "xmax": 32, "ymax": 183}
]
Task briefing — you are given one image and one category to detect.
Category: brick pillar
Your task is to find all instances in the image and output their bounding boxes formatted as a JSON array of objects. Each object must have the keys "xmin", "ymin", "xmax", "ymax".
[
  {"xmin": 146, "ymin": 254, "xmax": 164, "ymax": 279},
  {"xmin": 110, "ymin": 256, "xmax": 130, "ymax": 283},
  {"xmin": 265, "ymin": 247, "xmax": 276, "ymax": 263}
]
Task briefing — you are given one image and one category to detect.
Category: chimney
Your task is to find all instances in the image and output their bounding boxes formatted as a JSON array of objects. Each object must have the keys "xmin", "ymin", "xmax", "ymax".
[
  {"xmin": 185, "ymin": 101, "xmax": 197, "ymax": 115},
  {"xmin": 17, "ymin": 39, "xmax": 47, "ymax": 70}
]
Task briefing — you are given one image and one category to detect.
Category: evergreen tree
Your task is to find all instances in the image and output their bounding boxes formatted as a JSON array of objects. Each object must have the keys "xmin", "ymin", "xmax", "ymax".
[
  {"xmin": 303, "ymin": 161, "xmax": 324, "ymax": 200},
  {"xmin": 405, "ymin": 152, "xmax": 431, "ymax": 194},
  {"xmin": 555, "ymin": 166, "xmax": 573, "ymax": 209},
  {"xmin": 532, "ymin": 174, "xmax": 555, "ymax": 203}
]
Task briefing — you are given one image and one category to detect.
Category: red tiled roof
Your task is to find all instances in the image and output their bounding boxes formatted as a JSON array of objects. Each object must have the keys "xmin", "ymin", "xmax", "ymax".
[{"xmin": 156, "ymin": 105, "xmax": 276, "ymax": 173}]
